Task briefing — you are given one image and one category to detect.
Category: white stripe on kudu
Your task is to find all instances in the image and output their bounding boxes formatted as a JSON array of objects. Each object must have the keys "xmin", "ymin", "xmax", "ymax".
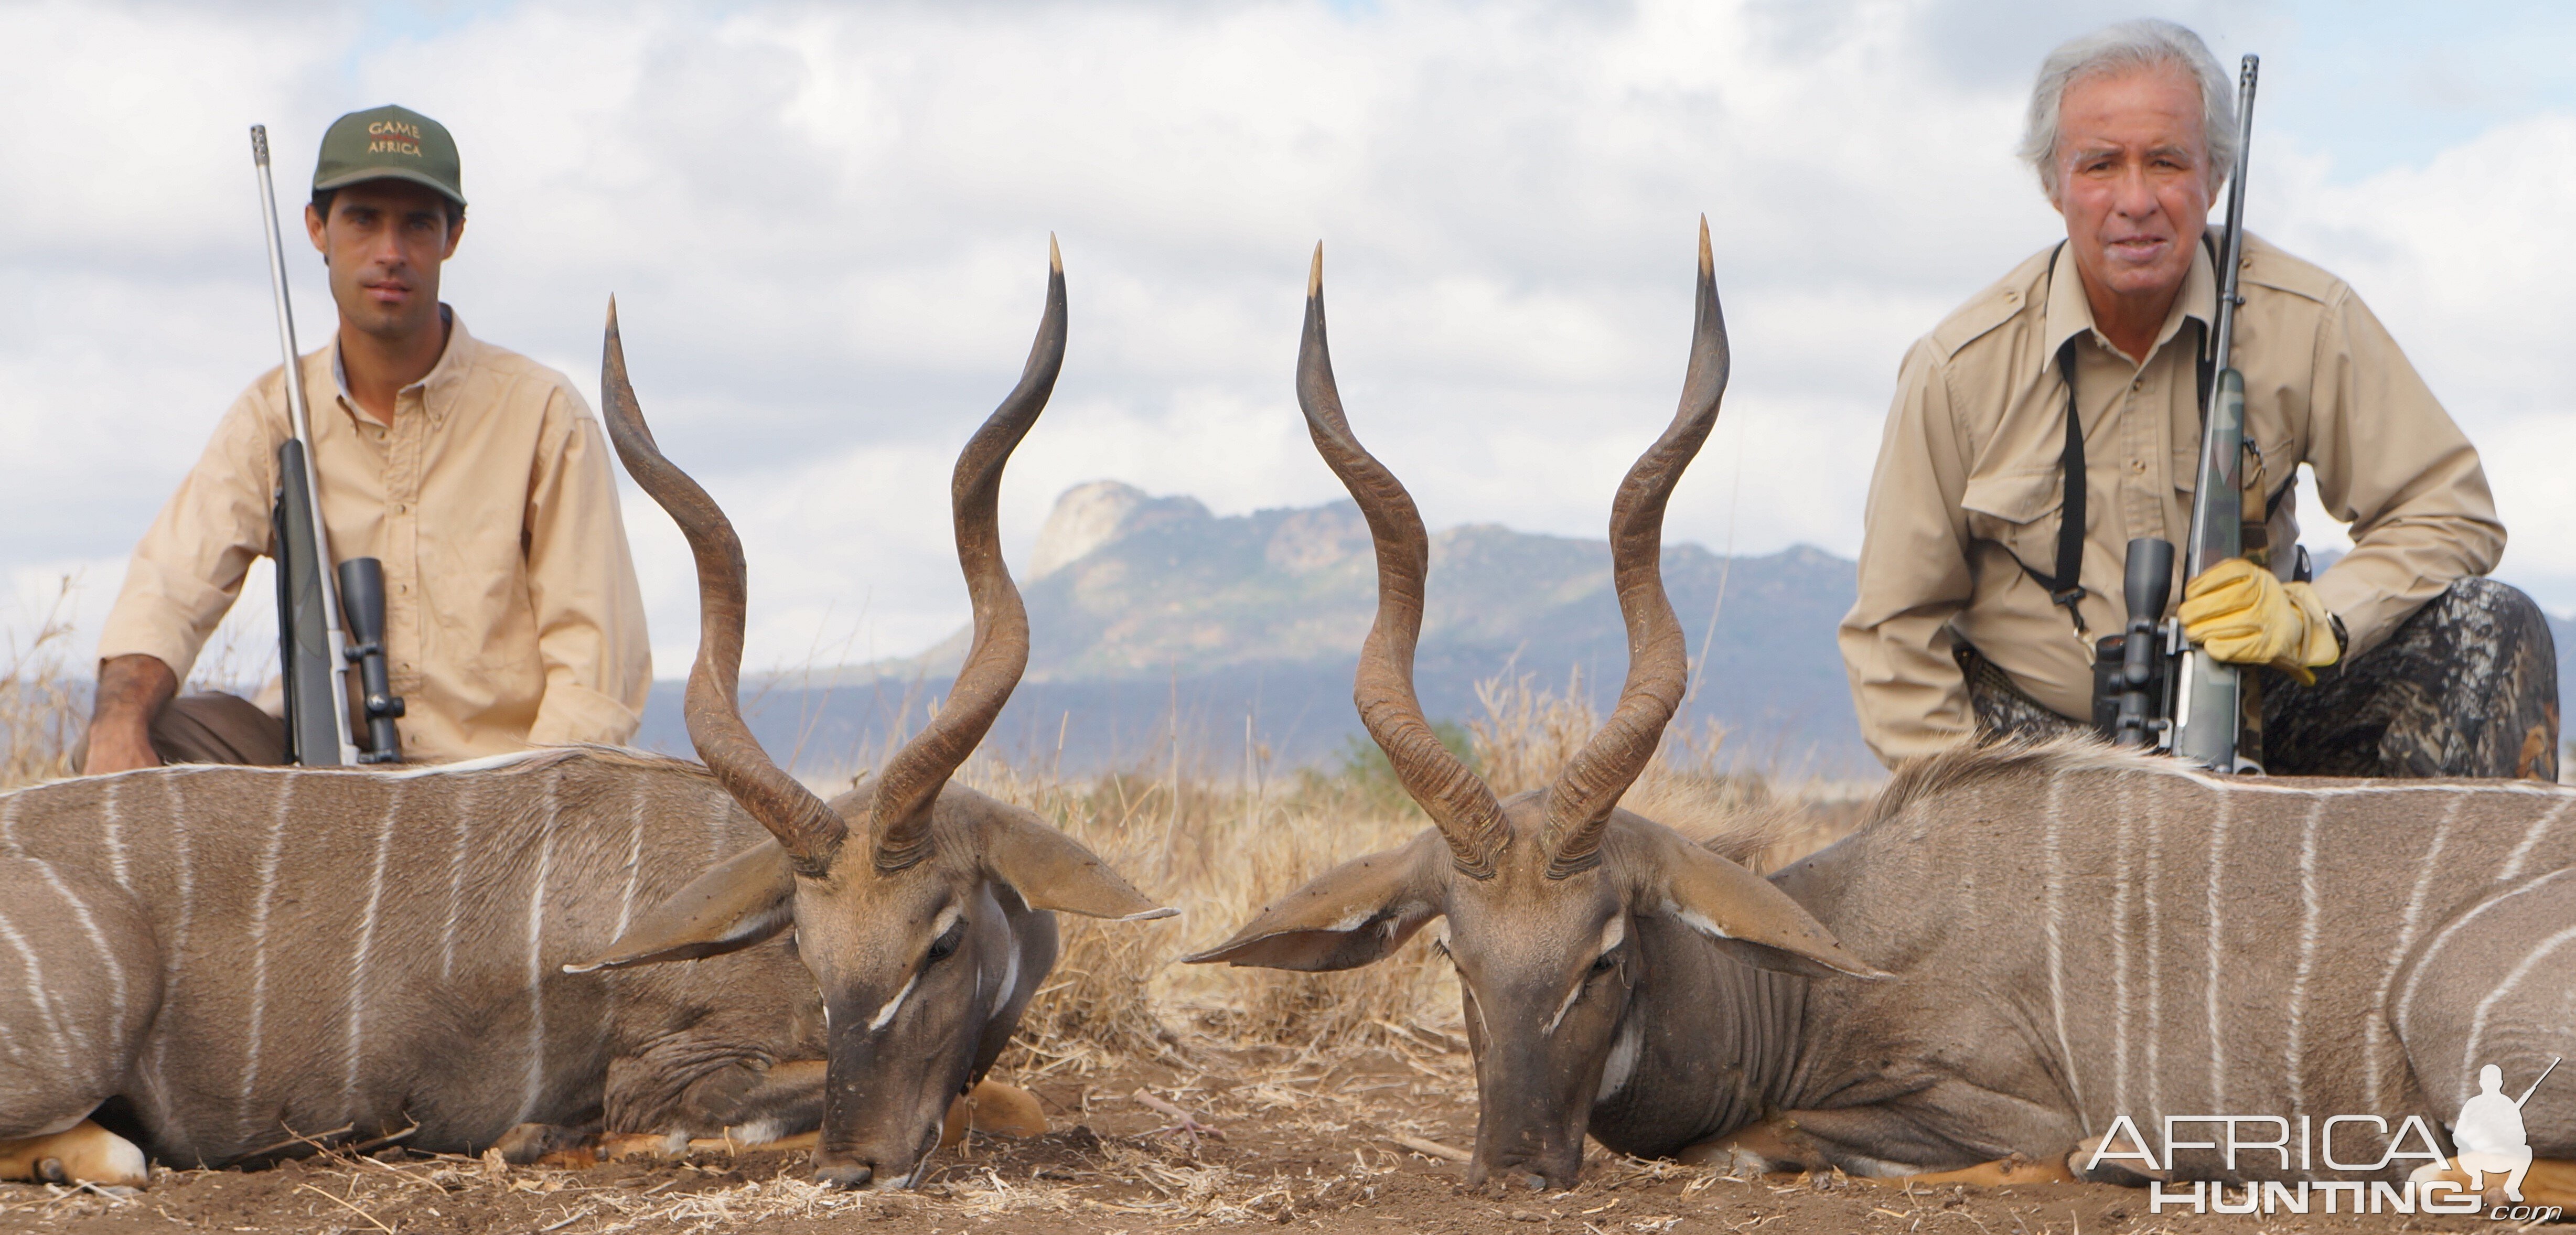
[
  {"xmin": 2143, "ymin": 774, "xmax": 2164, "ymax": 1115},
  {"xmin": 239, "ymin": 776, "xmax": 295, "ymax": 1137},
  {"xmin": 2109, "ymin": 772, "xmax": 2135, "ymax": 1118},
  {"xmin": 2285, "ymin": 799, "xmax": 2324, "ymax": 1114},
  {"xmin": 615, "ymin": 783, "xmax": 646, "ymax": 941},
  {"xmin": 2461, "ymin": 922, "xmax": 2576, "ymax": 1104},
  {"xmin": 2498, "ymin": 798, "xmax": 2572, "ymax": 883},
  {"xmin": 0, "ymin": 907, "xmax": 71, "ymax": 1069},
  {"xmin": 2041, "ymin": 770, "xmax": 2088, "ymax": 1131},
  {"xmin": 102, "ymin": 781, "xmax": 128, "ymax": 893},
  {"xmin": 2368, "ymin": 794, "xmax": 2464, "ymax": 1111},
  {"xmin": 520, "ymin": 772, "xmax": 561, "ymax": 1125},
  {"xmin": 2394, "ymin": 867, "xmax": 2576, "ymax": 1041},
  {"xmin": 149, "ymin": 772, "xmax": 195, "ymax": 1146},
  {"xmin": 34, "ymin": 862, "xmax": 120, "ymax": 1049},
  {"xmin": 346, "ymin": 782, "xmax": 402, "ymax": 1115},
  {"xmin": 2204, "ymin": 787, "xmax": 2229, "ymax": 1110},
  {"xmin": 443, "ymin": 783, "xmax": 477, "ymax": 983}
]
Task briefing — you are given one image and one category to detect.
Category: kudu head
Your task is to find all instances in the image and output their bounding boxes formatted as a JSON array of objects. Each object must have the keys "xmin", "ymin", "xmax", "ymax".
[
  {"xmin": 574, "ymin": 240, "xmax": 1174, "ymax": 1189},
  {"xmin": 1186, "ymin": 224, "xmax": 1883, "ymax": 1191}
]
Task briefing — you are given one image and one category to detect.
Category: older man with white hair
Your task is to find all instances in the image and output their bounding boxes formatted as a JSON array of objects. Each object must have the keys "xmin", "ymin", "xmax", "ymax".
[{"xmin": 1838, "ymin": 18, "xmax": 2558, "ymax": 777}]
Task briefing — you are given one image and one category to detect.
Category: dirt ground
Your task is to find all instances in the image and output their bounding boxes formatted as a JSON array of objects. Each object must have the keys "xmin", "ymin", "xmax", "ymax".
[{"xmin": 2, "ymin": 1038, "xmax": 2526, "ymax": 1235}]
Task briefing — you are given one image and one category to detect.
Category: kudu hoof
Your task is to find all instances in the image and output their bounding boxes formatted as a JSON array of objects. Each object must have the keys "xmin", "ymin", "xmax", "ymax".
[
  {"xmin": 2067, "ymin": 1131, "xmax": 2169, "ymax": 1186},
  {"xmin": 598, "ymin": 1131, "xmax": 688, "ymax": 1160},
  {"xmin": 494, "ymin": 1121, "xmax": 600, "ymax": 1166},
  {"xmin": 0, "ymin": 1121, "xmax": 148, "ymax": 1188},
  {"xmin": 940, "ymin": 1080, "xmax": 1049, "ymax": 1148}
]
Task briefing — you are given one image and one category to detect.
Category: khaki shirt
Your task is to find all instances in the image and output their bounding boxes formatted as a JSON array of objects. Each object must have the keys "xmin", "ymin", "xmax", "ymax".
[
  {"xmin": 1839, "ymin": 232, "xmax": 2502, "ymax": 765},
  {"xmin": 100, "ymin": 311, "xmax": 652, "ymax": 762}
]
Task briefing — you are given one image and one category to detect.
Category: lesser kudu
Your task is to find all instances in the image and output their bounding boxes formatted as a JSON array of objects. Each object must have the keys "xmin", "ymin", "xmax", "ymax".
[
  {"xmin": 0, "ymin": 242, "xmax": 1172, "ymax": 1193},
  {"xmin": 1192, "ymin": 226, "xmax": 2576, "ymax": 1207}
]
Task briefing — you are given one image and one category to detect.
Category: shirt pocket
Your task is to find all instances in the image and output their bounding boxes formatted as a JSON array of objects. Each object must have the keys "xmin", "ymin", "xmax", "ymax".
[
  {"xmin": 1960, "ymin": 465, "xmax": 2066, "ymax": 578},
  {"xmin": 2172, "ymin": 438, "xmax": 2297, "ymax": 504}
]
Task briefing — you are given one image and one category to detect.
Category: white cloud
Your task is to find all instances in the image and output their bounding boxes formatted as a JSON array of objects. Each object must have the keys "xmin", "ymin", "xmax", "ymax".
[{"xmin": 5, "ymin": 0, "xmax": 2571, "ymax": 693}]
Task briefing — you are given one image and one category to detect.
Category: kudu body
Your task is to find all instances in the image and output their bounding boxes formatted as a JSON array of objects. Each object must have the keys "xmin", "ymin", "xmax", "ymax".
[
  {"xmin": 1698, "ymin": 744, "xmax": 2576, "ymax": 1190},
  {"xmin": 0, "ymin": 244, "xmax": 1168, "ymax": 1190},
  {"xmin": 1190, "ymin": 228, "xmax": 2576, "ymax": 1201},
  {"xmin": 0, "ymin": 749, "xmax": 820, "ymax": 1175}
]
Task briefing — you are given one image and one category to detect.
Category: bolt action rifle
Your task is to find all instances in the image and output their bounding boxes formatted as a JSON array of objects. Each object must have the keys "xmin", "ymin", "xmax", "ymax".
[
  {"xmin": 2100, "ymin": 55, "xmax": 2262, "ymax": 771},
  {"xmin": 251, "ymin": 124, "xmax": 405, "ymax": 765}
]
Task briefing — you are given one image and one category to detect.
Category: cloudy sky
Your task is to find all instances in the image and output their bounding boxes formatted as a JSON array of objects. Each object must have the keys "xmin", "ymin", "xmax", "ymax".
[{"xmin": 6, "ymin": 0, "xmax": 2573, "ymax": 683}]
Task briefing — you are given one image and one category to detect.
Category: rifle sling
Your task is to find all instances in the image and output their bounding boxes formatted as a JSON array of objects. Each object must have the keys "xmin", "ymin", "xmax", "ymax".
[
  {"xmin": 2026, "ymin": 334, "xmax": 2090, "ymax": 635},
  {"xmin": 2027, "ymin": 234, "xmax": 2290, "ymax": 636}
]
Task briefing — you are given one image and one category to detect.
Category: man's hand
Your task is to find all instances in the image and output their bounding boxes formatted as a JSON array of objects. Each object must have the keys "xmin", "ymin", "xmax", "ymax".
[
  {"xmin": 2178, "ymin": 558, "xmax": 2341, "ymax": 684},
  {"xmin": 83, "ymin": 654, "xmax": 178, "ymax": 775}
]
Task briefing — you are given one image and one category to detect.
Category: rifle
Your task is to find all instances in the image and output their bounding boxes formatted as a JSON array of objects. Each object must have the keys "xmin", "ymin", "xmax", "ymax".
[
  {"xmin": 251, "ymin": 124, "xmax": 405, "ymax": 766},
  {"xmin": 2102, "ymin": 54, "xmax": 2260, "ymax": 771}
]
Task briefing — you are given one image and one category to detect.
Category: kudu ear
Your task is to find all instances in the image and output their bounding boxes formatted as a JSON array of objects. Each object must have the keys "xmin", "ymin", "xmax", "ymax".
[
  {"xmin": 562, "ymin": 840, "xmax": 797, "ymax": 973},
  {"xmin": 978, "ymin": 812, "xmax": 1178, "ymax": 922},
  {"xmin": 1182, "ymin": 831, "xmax": 1446, "ymax": 972},
  {"xmin": 1646, "ymin": 833, "xmax": 1888, "ymax": 981}
]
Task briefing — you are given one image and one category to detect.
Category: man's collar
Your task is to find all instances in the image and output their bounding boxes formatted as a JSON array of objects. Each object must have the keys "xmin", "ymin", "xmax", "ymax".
[
  {"xmin": 2040, "ymin": 238, "xmax": 2218, "ymax": 372},
  {"xmin": 331, "ymin": 304, "xmax": 474, "ymax": 427}
]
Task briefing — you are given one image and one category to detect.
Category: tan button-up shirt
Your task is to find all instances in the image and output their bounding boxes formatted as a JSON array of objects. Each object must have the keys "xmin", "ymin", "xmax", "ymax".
[
  {"xmin": 1839, "ymin": 232, "xmax": 2502, "ymax": 765},
  {"xmin": 100, "ymin": 312, "xmax": 652, "ymax": 762}
]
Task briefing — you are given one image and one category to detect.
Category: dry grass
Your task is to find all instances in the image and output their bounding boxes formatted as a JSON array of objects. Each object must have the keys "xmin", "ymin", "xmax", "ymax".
[
  {"xmin": 949, "ymin": 670, "xmax": 1867, "ymax": 1074},
  {"xmin": 0, "ymin": 611, "xmax": 1862, "ymax": 1071},
  {"xmin": 1, "ymin": 579, "xmax": 81, "ymax": 790},
  {"xmin": 0, "ymin": 626, "xmax": 1882, "ymax": 1231}
]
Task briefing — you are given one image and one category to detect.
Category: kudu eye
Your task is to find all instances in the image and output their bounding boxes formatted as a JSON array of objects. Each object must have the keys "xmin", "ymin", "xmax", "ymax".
[
  {"xmin": 1588, "ymin": 949, "xmax": 1620, "ymax": 978},
  {"xmin": 924, "ymin": 918, "xmax": 967, "ymax": 964}
]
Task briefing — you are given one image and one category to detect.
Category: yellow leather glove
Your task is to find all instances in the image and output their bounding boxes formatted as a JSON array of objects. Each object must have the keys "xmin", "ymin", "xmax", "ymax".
[{"xmin": 2178, "ymin": 557, "xmax": 2342, "ymax": 685}]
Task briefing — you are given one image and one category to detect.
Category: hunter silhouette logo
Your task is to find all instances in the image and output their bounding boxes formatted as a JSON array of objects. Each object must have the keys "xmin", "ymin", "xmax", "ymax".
[{"xmin": 2439, "ymin": 1058, "xmax": 2557, "ymax": 1204}]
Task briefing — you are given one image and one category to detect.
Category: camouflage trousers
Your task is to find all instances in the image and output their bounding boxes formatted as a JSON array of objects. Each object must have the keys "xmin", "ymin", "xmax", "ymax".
[{"xmin": 1961, "ymin": 577, "xmax": 2561, "ymax": 781}]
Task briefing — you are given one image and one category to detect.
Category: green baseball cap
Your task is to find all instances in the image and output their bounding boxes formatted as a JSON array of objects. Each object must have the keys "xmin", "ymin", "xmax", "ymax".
[{"xmin": 312, "ymin": 104, "xmax": 465, "ymax": 208}]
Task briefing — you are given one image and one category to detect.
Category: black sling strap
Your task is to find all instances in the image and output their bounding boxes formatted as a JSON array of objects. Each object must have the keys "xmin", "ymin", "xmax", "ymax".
[
  {"xmin": 2030, "ymin": 234, "xmax": 2236, "ymax": 638},
  {"xmin": 2028, "ymin": 334, "xmax": 2090, "ymax": 634}
]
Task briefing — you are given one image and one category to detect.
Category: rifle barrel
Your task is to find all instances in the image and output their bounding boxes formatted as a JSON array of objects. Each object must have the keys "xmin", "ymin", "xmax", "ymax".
[
  {"xmin": 252, "ymin": 124, "xmax": 358, "ymax": 766},
  {"xmin": 2207, "ymin": 55, "xmax": 2260, "ymax": 387}
]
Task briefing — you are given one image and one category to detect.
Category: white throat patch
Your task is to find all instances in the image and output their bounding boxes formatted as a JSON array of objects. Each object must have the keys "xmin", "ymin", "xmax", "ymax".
[{"xmin": 1596, "ymin": 1018, "xmax": 1643, "ymax": 1101}]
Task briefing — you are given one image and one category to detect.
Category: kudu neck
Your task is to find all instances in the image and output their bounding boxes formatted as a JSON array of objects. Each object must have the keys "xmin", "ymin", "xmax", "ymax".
[{"xmin": 1586, "ymin": 915, "xmax": 1813, "ymax": 1156}]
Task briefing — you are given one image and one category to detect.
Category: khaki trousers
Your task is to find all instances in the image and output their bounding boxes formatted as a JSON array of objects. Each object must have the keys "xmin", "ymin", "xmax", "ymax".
[{"xmin": 71, "ymin": 693, "xmax": 289, "ymax": 771}]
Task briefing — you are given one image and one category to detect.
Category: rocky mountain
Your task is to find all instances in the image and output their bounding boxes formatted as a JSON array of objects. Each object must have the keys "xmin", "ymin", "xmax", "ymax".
[
  {"xmin": 636, "ymin": 481, "xmax": 2576, "ymax": 782},
  {"xmin": 638, "ymin": 480, "xmax": 1875, "ymax": 777}
]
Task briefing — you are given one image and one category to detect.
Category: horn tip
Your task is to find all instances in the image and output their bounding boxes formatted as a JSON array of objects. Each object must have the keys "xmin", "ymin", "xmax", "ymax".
[
  {"xmin": 1048, "ymin": 232, "xmax": 1062, "ymax": 273},
  {"xmin": 1697, "ymin": 217, "xmax": 1712, "ymax": 274},
  {"xmin": 1308, "ymin": 242, "xmax": 1323, "ymax": 296},
  {"xmin": 605, "ymin": 295, "xmax": 620, "ymax": 330}
]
